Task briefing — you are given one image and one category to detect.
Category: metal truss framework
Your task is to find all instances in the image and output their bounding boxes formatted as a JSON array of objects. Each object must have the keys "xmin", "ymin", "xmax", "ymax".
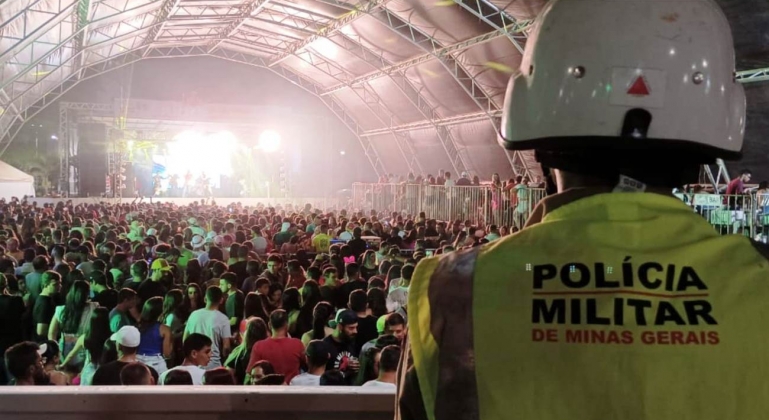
[
  {"xmin": 737, "ymin": 68, "xmax": 769, "ymax": 84},
  {"xmin": 268, "ymin": 0, "xmax": 388, "ymax": 67},
  {"xmin": 2, "ymin": 0, "xmax": 768, "ymax": 184}
]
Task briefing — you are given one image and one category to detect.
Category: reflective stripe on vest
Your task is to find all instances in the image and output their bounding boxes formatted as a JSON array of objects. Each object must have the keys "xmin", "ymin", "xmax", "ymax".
[
  {"xmin": 410, "ymin": 192, "xmax": 769, "ymax": 420},
  {"xmin": 409, "ymin": 247, "xmax": 481, "ymax": 420}
]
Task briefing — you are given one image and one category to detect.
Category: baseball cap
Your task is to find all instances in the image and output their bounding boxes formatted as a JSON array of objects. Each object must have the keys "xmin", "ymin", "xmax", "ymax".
[
  {"xmin": 376, "ymin": 314, "xmax": 388, "ymax": 334},
  {"xmin": 40, "ymin": 340, "xmax": 59, "ymax": 360},
  {"xmin": 146, "ymin": 228, "xmax": 158, "ymax": 236},
  {"xmin": 110, "ymin": 326, "xmax": 141, "ymax": 347},
  {"xmin": 151, "ymin": 258, "xmax": 173, "ymax": 272},
  {"xmin": 328, "ymin": 309, "xmax": 357, "ymax": 328}
]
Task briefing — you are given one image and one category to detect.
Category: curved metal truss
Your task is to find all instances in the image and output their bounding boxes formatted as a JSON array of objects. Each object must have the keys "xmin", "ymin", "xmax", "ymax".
[{"xmin": 0, "ymin": 0, "xmax": 765, "ymax": 183}]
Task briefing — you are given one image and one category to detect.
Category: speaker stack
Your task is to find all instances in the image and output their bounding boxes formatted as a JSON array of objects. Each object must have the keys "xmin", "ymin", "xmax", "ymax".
[{"xmin": 76, "ymin": 123, "xmax": 109, "ymax": 197}]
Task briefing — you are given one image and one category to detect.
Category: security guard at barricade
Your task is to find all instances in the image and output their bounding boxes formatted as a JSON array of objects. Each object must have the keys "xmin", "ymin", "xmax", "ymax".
[{"xmin": 396, "ymin": 0, "xmax": 767, "ymax": 419}]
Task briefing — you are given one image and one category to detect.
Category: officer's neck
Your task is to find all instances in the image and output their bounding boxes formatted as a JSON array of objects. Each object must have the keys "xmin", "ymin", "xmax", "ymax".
[{"xmin": 555, "ymin": 170, "xmax": 673, "ymax": 196}]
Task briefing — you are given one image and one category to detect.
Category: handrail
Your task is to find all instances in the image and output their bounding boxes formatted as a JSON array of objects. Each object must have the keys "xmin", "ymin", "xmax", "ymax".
[{"xmin": 0, "ymin": 386, "xmax": 395, "ymax": 420}]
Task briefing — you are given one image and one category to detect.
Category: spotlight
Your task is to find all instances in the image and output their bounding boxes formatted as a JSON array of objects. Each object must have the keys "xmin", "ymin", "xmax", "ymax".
[
  {"xmin": 127, "ymin": 140, "xmax": 135, "ymax": 149},
  {"xmin": 339, "ymin": 150, "xmax": 346, "ymax": 156},
  {"xmin": 259, "ymin": 130, "xmax": 281, "ymax": 153}
]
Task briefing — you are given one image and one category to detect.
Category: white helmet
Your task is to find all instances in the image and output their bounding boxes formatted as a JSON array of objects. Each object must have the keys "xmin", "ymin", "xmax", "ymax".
[{"xmin": 499, "ymin": 0, "xmax": 745, "ymax": 160}]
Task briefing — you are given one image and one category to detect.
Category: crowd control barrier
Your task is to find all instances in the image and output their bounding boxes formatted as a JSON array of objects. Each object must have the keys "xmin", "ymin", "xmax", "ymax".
[{"xmin": 0, "ymin": 386, "xmax": 395, "ymax": 420}]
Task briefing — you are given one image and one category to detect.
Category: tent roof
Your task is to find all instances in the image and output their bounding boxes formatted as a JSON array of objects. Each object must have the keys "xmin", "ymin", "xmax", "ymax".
[
  {"xmin": 0, "ymin": 161, "xmax": 34, "ymax": 183},
  {"xmin": 0, "ymin": 0, "xmax": 767, "ymax": 180}
]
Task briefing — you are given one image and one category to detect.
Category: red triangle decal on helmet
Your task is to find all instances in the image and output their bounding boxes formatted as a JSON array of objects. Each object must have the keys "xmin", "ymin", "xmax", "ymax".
[{"xmin": 627, "ymin": 76, "xmax": 651, "ymax": 96}]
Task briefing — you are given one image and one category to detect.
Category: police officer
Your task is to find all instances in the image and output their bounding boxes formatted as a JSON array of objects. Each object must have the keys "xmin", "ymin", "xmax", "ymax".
[{"xmin": 396, "ymin": 0, "xmax": 765, "ymax": 419}]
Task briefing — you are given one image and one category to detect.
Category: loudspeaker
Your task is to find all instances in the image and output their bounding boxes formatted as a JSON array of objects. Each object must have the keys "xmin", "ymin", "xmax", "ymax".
[{"xmin": 76, "ymin": 123, "xmax": 109, "ymax": 197}]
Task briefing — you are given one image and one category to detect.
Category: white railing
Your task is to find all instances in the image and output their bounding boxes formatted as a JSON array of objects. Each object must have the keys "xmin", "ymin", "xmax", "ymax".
[
  {"xmin": 352, "ymin": 183, "xmax": 547, "ymax": 228},
  {"xmin": 0, "ymin": 387, "xmax": 394, "ymax": 420}
]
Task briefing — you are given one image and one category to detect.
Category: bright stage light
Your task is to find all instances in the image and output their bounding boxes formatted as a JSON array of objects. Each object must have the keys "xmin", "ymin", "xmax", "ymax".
[
  {"xmin": 340, "ymin": 150, "xmax": 346, "ymax": 156},
  {"xmin": 126, "ymin": 140, "xmax": 134, "ymax": 149},
  {"xmin": 259, "ymin": 130, "xmax": 281, "ymax": 153},
  {"xmin": 173, "ymin": 130, "xmax": 204, "ymax": 142}
]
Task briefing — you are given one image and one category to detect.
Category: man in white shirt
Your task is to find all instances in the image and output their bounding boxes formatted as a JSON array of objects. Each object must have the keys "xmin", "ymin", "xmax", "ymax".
[
  {"xmin": 362, "ymin": 345, "xmax": 400, "ymax": 389},
  {"xmin": 159, "ymin": 333, "xmax": 212, "ymax": 385},
  {"xmin": 290, "ymin": 340, "xmax": 329, "ymax": 386},
  {"xmin": 183, "ymin": 286, "xmax": 232, "ymax": 369}
]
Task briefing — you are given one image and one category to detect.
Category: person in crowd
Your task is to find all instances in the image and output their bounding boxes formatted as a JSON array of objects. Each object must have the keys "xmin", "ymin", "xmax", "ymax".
[
  {"xmin": 89, "ymin": 271, "xmax": 117, "ymax": 312},
  {"xmin": 136, "ymin": 296, "xmax": 172, "ymax": 375},
  {"xmin": 319, "ymin": 369, "xmax": 345, "ymax": 386},
  {"xmin": 361, "ymin": 313, "xmax": 406, "ymax": 353},
  {"xmin": 349, "ymin": 289, "xmax": 378, "ymax": 355},
  {"xmin": 219, "ymin": 273, "xmax": 244, "ymax": 334},
  {"xmin": 247, "ymin": 309, "xmax": 305, "ymax": 384},
  {"xmin": 362, "ymin": 345, "xmax": 399, "ymax": 389},
  {"xmin": 78, "ymin": 307, "xmax": 111, "ymax": 386},
  {"xmin": 110, "ymin": 288, "xmax": 138, "ymax": 333},
  {"xmin": 225, "ymin": 317, "xmax": 268, "ymax": 385},
  {"xmin": 282, "ymin": 287, "xmax": 302, "ymax": 337},
  {"xmin": 295, "ymin": 280, "xmax": 321, "ymax": 337},
  {"xmin": 33, "ymin": 271, "xmax": 62, "ymax": 341},
  {"xmin": 204, "ymin": 367, "xmax": 235, "ymax": 385},
  {"xmin": 91, "ymin": 326, "xmax": 158, "ymax": 386},
  {"xmin": 38, "ymin": 340, "xmax": 68, "ymax": 385},
  {"xmin": 120, "ymin": 362, "xmax": 155, "ymax": 385},
  {"xmin": 354, "ymin": 346, "xmax": 381, "ymax": 386},
  {"xmin": 161, "ymin": 289, "xmax": 187, "ymax": 339},
  {"xmin": 159, "ymin": 333, "xmax": 212, "ymax": 386},
  {"xmin": 24, "ymin": 256, "xmax": 47, "ymax": 304},
  {"xmin": 185, "ymin": 283, "xmax": 204, "ymax": 313},
  {"xmin": 246, "ymin": 360, "xmax": 275, "ymax": 385},
  {"xmin": 48, "ymin": 280, "xmax": 98, "ymax": 371},
  {"xmin": 322, "ymin": 309, "xmax": 359, "ymax": 383},
  {"xmin": 183, "ymin": 286, "xmax": 231, "ymax": 369},
  {"xmin": 289, "ymin": 340, "xmax": 329, "ymax": 386},
  {"xmin": 398, "ymin": 0, "xmax": 759, "ymax": 418},
  {"xmin": 162, "ymin": 369, "xmax": 193, "ymax": 385},
  {"xmin": 3, "ymin": 341, "xmax": 48, "ymax": 385},
  {"xmin": 301, "ymin": 301, "xmax": 335, "ymax": 347}
]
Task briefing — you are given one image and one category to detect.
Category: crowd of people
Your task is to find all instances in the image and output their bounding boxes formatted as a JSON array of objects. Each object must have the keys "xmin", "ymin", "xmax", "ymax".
[{"xmin": 0, "ymin": 196, "xmax": 506, "ymax": 386}]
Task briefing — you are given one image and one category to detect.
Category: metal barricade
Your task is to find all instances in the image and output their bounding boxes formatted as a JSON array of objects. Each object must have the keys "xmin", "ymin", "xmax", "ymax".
[
  {"xmin": 351, "ymin": 183, "xmax": 548, "ymax": 227},
  {"xmin": 680, "ymin": 193, "xmax": 756, "ymax": 237}
]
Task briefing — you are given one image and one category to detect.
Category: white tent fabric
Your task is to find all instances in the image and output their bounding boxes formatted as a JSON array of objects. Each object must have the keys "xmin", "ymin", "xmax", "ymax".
[{"xmin": 0, "ymin": 160, "xmax": 34, "ymax": 199}]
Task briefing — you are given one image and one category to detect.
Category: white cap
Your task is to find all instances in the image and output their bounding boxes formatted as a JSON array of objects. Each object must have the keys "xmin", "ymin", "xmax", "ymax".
[
  {"xmin": 188, "ymin": 217, "xmax": 197, "ymax": 226},
  {"xmin": 110, "ymin": 326, "xmax": 141, "ymax": 347},
  {"xmin": 191, "ymin": 235, "xmax": 205, "ymax": 249},
  {"xmin": 146, "ymin": 228, "xmax": 157, "ymax": 237},
  {"xmin": 499, "ymin": 0, "xmax": 745, "ymax": 159}
]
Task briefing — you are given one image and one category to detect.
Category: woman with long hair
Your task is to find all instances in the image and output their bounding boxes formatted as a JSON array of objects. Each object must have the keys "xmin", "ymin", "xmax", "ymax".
[
  {"xmin": 162, "ymin": 289, "xmax": 188, "ymax": 336},
  {"xmin": 162, "ymin": 289, "xmax": 187, "ymax": 367},
  {"xmin": 136, "ymin": 297, "xmax": 172, "ymax": 375},
  {"xmin": 185, "ymin": 259, "xmax": 202, "ymax": 285},
  {"xmin": 225, "ymin": 317, "xmax": 269, "ymax": 385},
  {"xmin": 185, "ymin": 283, "xmax": 204, "ymax": 312},
  {"xmin": 385, "ymin": 265, "xmax": 402, "ymax": 293},
  {"xmin": 301, "ymin": 302, "xmax": 334, "ymax": 347},
  {"xmin": 60, "ymin": 307, "xmax": 110, "ymax": 386},
  {"xmin": 48, "ymin": 280, "xmax": 98, "ymax": 370},
  {"xmin": 354, "ymin": 346, "xmax": 381, "ymax": 386},
  {"xmin": 295, "ymin": 280, "xmax": 321, "ymax": 339},
  {"xmin": 360, "ymin": 251, "xmax": 378, "ymax": 281},
  {"xmin": 282, "ymin": 287, "xmax": 301, "ymax": 337},
  {"xmin": 367, "ymin": 288, "xmax": 388, "ymax": 319},
  {"xmin": 239, "ymin": 292, "xmax": 269, "ymax": 336}
]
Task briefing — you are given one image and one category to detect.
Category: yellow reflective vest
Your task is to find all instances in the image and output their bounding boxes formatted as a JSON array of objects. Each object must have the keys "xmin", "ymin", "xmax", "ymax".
[{"xmin": 406, "ymin": 191, "xmax": 769, "ymax": 420}]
